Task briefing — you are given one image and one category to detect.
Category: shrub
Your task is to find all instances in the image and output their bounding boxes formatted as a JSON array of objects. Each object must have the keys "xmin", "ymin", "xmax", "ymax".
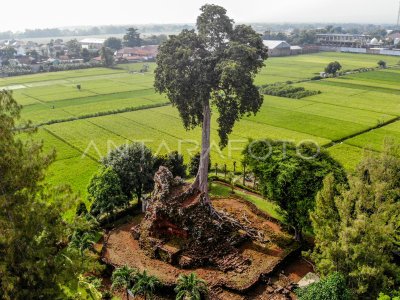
[
  {"xmin": 259, "ymin": 83, "xmax": 321, "ymax": 99},
  {"xmin": 296, "ymin": 272, "xmax": 351, "ymax": 300},
  {"xmin": 189, "ymin": 152, "xmax": 211, "ymax": 177},
  {"xmin": 154, "ymin": 151, "xmax": 187, "ymax": 178},
  {"xmin": 310, "ymin": 75, "xmax": 322, "ymax": 80}
]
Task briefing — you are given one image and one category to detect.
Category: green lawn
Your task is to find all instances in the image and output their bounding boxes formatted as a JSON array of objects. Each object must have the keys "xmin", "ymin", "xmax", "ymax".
[{"xmin": 209, "ymin": 181, "xmax": 282, "ymax": 221}]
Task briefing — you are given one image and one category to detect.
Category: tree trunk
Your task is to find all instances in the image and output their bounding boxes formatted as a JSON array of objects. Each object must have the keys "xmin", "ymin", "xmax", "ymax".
[
  {"xmin": 137, "ymin": 188, "xmax": 144, "ymax": 213},
  {"xmin": 294, "ymin": 227, "xmax": 302, "ymax": 242},
  {"xmin": 192, "ymin": 102, "xmax": 211, "ymax": 202}
]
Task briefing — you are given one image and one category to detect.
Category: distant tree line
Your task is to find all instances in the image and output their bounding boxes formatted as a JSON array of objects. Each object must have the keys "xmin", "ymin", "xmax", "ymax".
[{"xmin": 0, "ymin": 24, "xmax": 195, "ymax": 39}]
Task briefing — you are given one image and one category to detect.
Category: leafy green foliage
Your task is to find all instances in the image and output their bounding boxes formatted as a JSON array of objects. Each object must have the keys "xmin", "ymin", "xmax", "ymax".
[
  {"xmin": 111, "ymin": 265, "xmax": 136, "ymax": 300},
  {"xmin": 154, "ymin": 4, "xmax": 268, "ymax": 148},
  {"xmin": 69, "ymin": 231, "xmax": 95, "ymax": 256},
  {"xmin": 311, "ymin": 142, "xmax": 400, "ymax": 299},
  {"xmin": 243, "ymin": 139, "xmax": 346, "ymax": 240},
  {"xmin": 104, "ymin": 37, "xmax": 122, "ymax": 50},
  {"xmin": 188, "ymin": 152, "xmax": 211, "ymax": 177},
  {"xmin": 0, "ymin": 90, "xmax": 101, "ymax": 299},
  {"xmin": 78, "ymin": 275, "xmax": 103, "ymax": 300},
  {"xmin": 87, "ymin": 167, "xmax": 128, "ymax": 218},
  {"xmin": 175, "ymin": 273, "xmax": 207, "ymax": 300},
  {"xmin": 296, "ymin": 272, "xmax": 351, "ymax": 300},
  {"xmin": 100, "ymin": 47, "xmax": 115, "ymax": 67},
  {"xmin": 123, "ymin": 27, "xmax": 142, "ymax": 47},
  {"xmin": 66, "ymin": 38, "xmax": 82, "ymax": 58},
  {"xmin": 131, "ymin": 270, "xmax": 160, "ymax": 300},
  {"xmin": 259, "ymin": 83, "xmax": 321, "ymax": 99},
  {"xmin": 102, "ymin": 143, "xmax": 155, "ymax": 202},
  {"xmin": 378, "ymin": 290, "xmax": 400, "ymax": 300},
  {"xmin": 76, "ymin": 201, "xmax": 88, "ymax": 216},
  {"xmin": 378, "ymin": 60, "xmax": 387, "ymax": 68},
  {"xmin": 154, "ymin": 151, "xmax": 187, "ymax": 178},
  {"xmin": 325, "ymin": 61, "xmax": 342, "ymax": 75}
]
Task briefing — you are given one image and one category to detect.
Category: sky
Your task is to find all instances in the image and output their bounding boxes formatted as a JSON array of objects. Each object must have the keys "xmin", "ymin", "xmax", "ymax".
[{"xmin": 1, "ymin": 0, "xmax": 399, "ymax": 31}]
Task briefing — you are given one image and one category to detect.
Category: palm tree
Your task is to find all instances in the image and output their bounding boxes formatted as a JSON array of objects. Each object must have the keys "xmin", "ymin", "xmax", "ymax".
[
  {"xmin": 69, "ymin": 232, "xmax": 95, "ymax": 258},
  {"xmin": 78, "ymin": 275, "xmax": 103, "ymax": 300},
  {"xmin": 175, "ymin": 273, "xmax": 207, "ymax": 300},
  {"xmin": 131, "ymin": 270, "xmax": 160, "ymax": 300},
  {"xmin": 111, "ymin": 265, "xmax": 136, "ymax": 300}
]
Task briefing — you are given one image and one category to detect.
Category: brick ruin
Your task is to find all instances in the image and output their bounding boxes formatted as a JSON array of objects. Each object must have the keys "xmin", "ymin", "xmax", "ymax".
[{"xmin": 134, "ymin": 166, "xmax": 252, "ymax": 272}]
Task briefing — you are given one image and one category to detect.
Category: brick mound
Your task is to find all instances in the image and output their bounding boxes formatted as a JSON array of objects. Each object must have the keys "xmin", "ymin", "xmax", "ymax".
[
  {"xmin": 102, "ymin": 168, "xmax": 301, "ymax": 297},
  {"xmin": 138, "ymin": 166, "xmax": 254, "ymax": 272}
]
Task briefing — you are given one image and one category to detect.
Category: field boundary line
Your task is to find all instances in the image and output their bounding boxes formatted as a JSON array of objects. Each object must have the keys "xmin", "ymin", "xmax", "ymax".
[
  {"xmin": 23, "ymin": 87, "xmax": 156, "ymax": 107},
  {"xmin": 0, "ymin": 69, "xmax": 125, "ymax": 88},
  {"xmin": 42, "ymin": 127, "xmax": 99, "ymax": 163},
  {"xmin": 324, "ymin": 116, "xmax": 400, "ymax": 149},
  {"xmin": 33, "ymin": 102, "xmax": 171, "ymax": 127}
]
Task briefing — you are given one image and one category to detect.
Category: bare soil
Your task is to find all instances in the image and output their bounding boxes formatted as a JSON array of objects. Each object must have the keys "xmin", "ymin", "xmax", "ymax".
[{"xmin": 101, "ymin": 197, "xmax": 309, "ymax": 299}]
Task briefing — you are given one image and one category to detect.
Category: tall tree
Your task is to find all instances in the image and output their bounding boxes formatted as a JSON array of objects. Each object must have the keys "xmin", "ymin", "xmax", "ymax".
[
  {"xmin": 154, "ymin": 151, "xmax": 187, "ymax": 178},
  {"xmin": 100, "ymin": 46, "xmax": 115, "ymax": 67},
  {"xmin": 123, "ymin": 27, "xmax": 142, "ymax": 47},
  {"xmin": 81, "ymin": 48, "xmax": 91, "ymax": 62},
  {"xmin": 66, "ymin": 38, "xmax": 82, "ymax": 58},
  {"xmin": 243, "ymin": 139, "xmax": 347, "ymax": 241},
  {"xmin": 0, "ymin": 47, "xmax": 16, "ymax": 65},
  {"xmin": 325, "ymin": 61, "xmax": 342, "ymax": 76},
  {"xmin": 87, "ymin": 167, "xmax": 128, "ymax": 218},
  {"xmin": 104, "ymin": 37, "xmax": 122, "ymax": 50},
  {"xmin": 155, "ymin": 4, "xmax": 268, "ymax": 200},
  {"xmin": 311, "ymin": 143, "xmax": 400, "ymax": 299},
  {"xmin": 102, "ymin": 143, "xmax": 155, "ymax": 210},
  {"xmin": 0, "ymin": 90, "xmax": 99, "ymax": 299}
]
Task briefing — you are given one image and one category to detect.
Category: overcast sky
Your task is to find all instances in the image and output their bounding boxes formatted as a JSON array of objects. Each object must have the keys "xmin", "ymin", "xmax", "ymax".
[{"xmin": 1, "ymin": 0, "xmax": 399, "ymax": 31}]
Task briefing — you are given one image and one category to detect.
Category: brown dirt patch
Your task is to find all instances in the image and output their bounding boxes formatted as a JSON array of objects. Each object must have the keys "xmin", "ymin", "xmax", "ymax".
[{"xmin": 102, "ymin": 198, "xmax": 300, "ymax": 298}]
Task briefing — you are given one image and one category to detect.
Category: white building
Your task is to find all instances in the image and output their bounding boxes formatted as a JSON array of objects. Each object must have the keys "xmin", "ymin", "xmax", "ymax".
[
  {"xmin": 79, "ymin": 38, "xmax": 106, "ymax": 50},
  {"xmin": 263, "ymin": 40, "xmax": 291, "ymax": 57}
]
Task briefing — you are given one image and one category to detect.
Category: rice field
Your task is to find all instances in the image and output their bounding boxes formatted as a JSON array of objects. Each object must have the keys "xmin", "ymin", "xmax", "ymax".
[{"xmin": 3, "ymin": 52, "xmax": 400, "ymax": 197}]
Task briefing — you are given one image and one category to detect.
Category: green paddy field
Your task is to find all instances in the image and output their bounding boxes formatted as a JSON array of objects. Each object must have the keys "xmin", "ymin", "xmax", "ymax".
[{"xmin": 1, "ymin": 52, "xmax": 400, "ymax": 197}]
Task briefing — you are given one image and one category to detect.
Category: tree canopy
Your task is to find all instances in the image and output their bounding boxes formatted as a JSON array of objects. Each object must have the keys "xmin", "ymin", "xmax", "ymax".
[
  {"xmin": 104, "ymin": 37, "xmax": 122, "ymax": 50},
  {"xmin": 325, "ymin": 61, "xmax": 342, "ymax": 75},
  {"xmin": 154, "ymin": 4, "xmax": 268, "ymax": 196},
  {"xmin": 243, "ymin": 139, "xmax": 347, "ymax": 240},
  {"xmin": 311, "ymin": 142, "xmax": 400, "ymax": 299},
  {"xmin": 123, "ymin": 27, "xmax": 142, "ymax": 47},
  {"xmin": 100, "ymin": 46, "xmax": 115, "ymax": 67},
  {"xmin": 154, "ymin": 151, "xmax": 187, "ymax": 178},
  {"xmin": 102, "ymin": 143, "xmax": 155, "ymax": 203},
  {"xmin": 296, "ymin": 272, "xmax": 351, "ymax": 300},
  {"xmin": 87, "ymin": 166, "xmax": 128, "ymax": 218},
  {"xmin": 0, "ymin": 90, "xmax": 98, "ymax": 299},
  {"xmin": 66, "ymin": 38, "xmax": 82, "ymax": 58}
]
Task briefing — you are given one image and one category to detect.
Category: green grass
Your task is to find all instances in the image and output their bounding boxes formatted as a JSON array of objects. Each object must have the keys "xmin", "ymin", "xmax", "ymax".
[
  {"xmin": 209, "ymin": 181, "xmax": 282, "ymax": 221},
  {"xmin": 253, "ymin": 52, "xmax": 400, "ymax": 85}
]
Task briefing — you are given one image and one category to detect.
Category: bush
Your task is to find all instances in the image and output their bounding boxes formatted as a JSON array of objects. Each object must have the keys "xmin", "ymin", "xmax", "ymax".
[
  {"xmin": 378, "ymin": 60, "xmax": 387, "ymax": 68},
  {"xmin": 259, "ymin": 83, "xmax": 321, "ymax": 99},
  {"xmin": 189, "ymin": 152, "xmax": 211, "ymax": 177},
  {"xmin": 154, "ymin": 151, "xmax": 187, "ymax": 178},
  {"xmin": 310, "ymin": 75, "xmax": 322, "ymax": 81},
  {"xmin": 296, "ymin": 272, "xmax": 351, "ymax": 300}
]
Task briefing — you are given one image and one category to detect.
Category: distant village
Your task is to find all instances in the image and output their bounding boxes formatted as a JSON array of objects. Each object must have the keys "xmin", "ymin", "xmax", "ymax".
[{"xmin": 1, "ymin": 26, "xmax": 399, "ymax": 77}]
